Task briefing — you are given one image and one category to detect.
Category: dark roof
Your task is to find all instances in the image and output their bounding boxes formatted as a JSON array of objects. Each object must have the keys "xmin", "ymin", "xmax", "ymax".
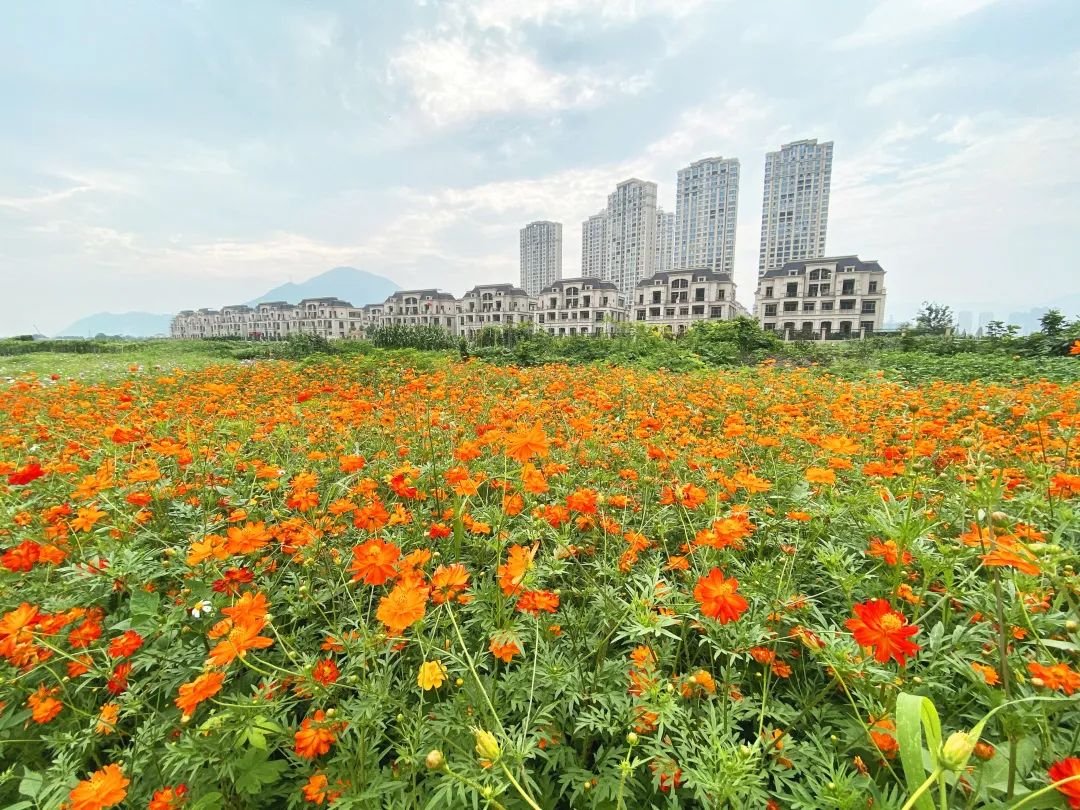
[
  {"xmin": 636, "ymin": 268, "xmax": 733, "ymax": 288},
  {"xmin": 389, "ymin": 289, "xmax": 457, "ymax": 301},
  {"xmin": 538, "ymin": 277, "xmax": 620, "ymax": 294},
  {"xmin": 463, "ymin": 283, "xmax": 529, "ymax": 297},
  {"xmin": 761, "ymin": 255, "xmax": 884, "ymax": 279},
  {"xmin": 298, "ymin": 297, "xmax": 354, "ymax": 306},
  {"xmin": 222, "ymin": 305, "xmax": 253, "ymax": 312}
]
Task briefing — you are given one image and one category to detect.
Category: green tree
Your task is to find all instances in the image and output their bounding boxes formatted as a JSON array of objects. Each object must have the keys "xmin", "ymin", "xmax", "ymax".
[
  {"xmin": 1040, "ymin": 309, "xmax": 1066, "ymax": 337},
  {"xmin": 915, "ymin": 302, "xmax": 955, "ymax": 334}
]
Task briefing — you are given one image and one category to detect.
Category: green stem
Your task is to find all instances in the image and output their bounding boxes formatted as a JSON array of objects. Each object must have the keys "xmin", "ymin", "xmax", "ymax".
[
  {"xmin": 900, "ymin": 768, "xmax": 942, "ymax": 810},
  {"xmin": 1009, "ymin": 772, "xmax": 1080, "ymax": 809}
]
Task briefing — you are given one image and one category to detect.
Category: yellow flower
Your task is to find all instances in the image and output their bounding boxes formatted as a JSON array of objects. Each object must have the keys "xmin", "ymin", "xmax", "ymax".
[
  {"xmin": 417, "ymin": 660, "xmax": 447, "ymax": 691},
  {"xmin": 472, "ymin": 727, "xmax": 501, "ymax": 764}
]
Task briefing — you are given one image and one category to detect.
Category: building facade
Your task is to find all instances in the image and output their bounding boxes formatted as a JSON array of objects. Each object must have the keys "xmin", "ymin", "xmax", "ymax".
[
  {"xmin": 536, "ymin": 278, "xmax": 627, "ymax": 336},
  {"xmin": 633, "ymin": 269, "xmax": 746, "ymax": 334},
  {"xmin": 673, "ymin": 157, "xmax": 739, "ymax": 275},
  {"xmin": 456, "ymin": 283, "xmax": 536, "ymax": 340},
  {"xmin": 655, "ymin": 209, "xmax": 675, "ymax": 273},
  {"xmin": 519, "ymin": 221, "xmax": 563, "ymax": 296},
  {"xmin": 604, "ymin": 178, "xmax": 658, "ymax": 300},
  {"xmin": 382, "ymin": 290, "xmax": 458, "ymax": 331},
  {"xmin": 581, "ymin": 211, "xmax": 607, "ymax": 279},
  {"xmin": 758, "ymin": 139, "xmax": 833, "ymax": 275},
  {"xmin": 755, "ymin": 256, "xmax": 886, "ymax": 338}
]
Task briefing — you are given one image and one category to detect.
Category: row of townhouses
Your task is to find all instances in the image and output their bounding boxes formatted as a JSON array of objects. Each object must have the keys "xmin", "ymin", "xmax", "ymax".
[{"xmin": 171, "ymin": 256, "xmax": 885, "ymax": 341}]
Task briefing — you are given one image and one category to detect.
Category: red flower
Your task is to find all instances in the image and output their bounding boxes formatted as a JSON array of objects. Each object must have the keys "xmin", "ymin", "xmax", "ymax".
[
  {"xmin": 7, "ymin": 463, "xmax": 45, "ymax": 486},
  {"xmin": 107, "ymin": 630, "xmax": 143, "ymax": 659},
  {"xmin": 845, "ymin": 599, "xmax": 921, "ymax": 666},
  {"xmin": 1048, "ymin": 757, "xmax": 1080, "ymax": 808},
  {"xmin": 693, "ymin": 568, "xmax": 749, "ymax": 624},
  {"xmin": 312, "ymin": 658, "xmax": 339, "ymax": 686}
]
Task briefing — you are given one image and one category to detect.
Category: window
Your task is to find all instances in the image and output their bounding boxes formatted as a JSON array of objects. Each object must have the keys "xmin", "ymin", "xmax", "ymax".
[
  {"xmin": 809, "ymin": 269, "xmax": 820, "ymax": 280},
  {"xmin": 807, "ymin": 284, "xmax": 818, "ymax": 297},
  {"xmin": 652, "ymin": 291, "xmax": 662, "ymax": 304},
  {"xmin": 765, "ymin": 286, "xmax": 773, "ymax": 298},
  {"xmin": 786, "ymin": 282, "xmax": 798, "ymax": 297},
  {"xmin": 868, "ymin": 280, "xmax": 878, "ymax": 293},
  {"xmin": 842, "ymin": 280, "xmax": 855, "ymax": 295},
  {"xmin": 710, "ymin": 306, "xmax": 722, "ymax": 318},
  {"xmin": 716, "ymin": 289, "xmax": 726, "ymax": 300},
  {"xmin": 665, "ymin": 307, "xmax": 675, "ymax": 316},
  {"xmin": 691, "ymin": 305, "xmax": 704, "ymax": 315},
  {"xmin": 819, "ymin": 284, "xmax": 830, "ymax": 295},
  {"xmin": 840, "ymin": 299, "xmax": 856, "ymax": 311},
  {"xmin": 802, "ymin": 302, "xmax": 815, "ymax": 312},
  {"xmin": 678, "ymin": 307, "xmax": 689, "ymax": 315},
  {"xmin": 820, "ymin": 321, "xmax": 832, "ymax": 333},
  {"xmin": 821, "ymin": 302, "xmax": 834, "ymax": 311},
  {"xmin": 764, "ymin": 323, "xmax": 776, "ymax": 331},
  {"xmin": 783, "ymin": 301, "xmax": 798, "ymax": 312},
  {"xmin": 636, "ymin": 310, "xmax": 646, "ymax": 321},
  {"xmin": 694, "ymin": 288, "xmax": 705, "ymax": 301},
  {"xmin": 764, "ymin": 304, "xmax": 777, "ymax": 316},
  {"xmin": 649, "ymin": 307, "xmax": 661, "ymax": 317},
  {"xmin": 860, "ymin": 321, "xmax": 875, "ymax": 333},
  {"xmin": 861, "ymin": 301, "xmax": 876, "ymax": 313}
]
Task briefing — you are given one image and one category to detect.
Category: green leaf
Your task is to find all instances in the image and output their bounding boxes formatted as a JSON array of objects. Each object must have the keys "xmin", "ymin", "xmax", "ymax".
[
  {"xmin": 17, "ymin": 769, "xmax": 43, "ymax": 799},
  {"xmin": 896, "ymin": 692, "xmax": 941, "ymax": 810},
  {"xmin": 188, "ymin": 792, "xmax": 224, "ymax": 810}
]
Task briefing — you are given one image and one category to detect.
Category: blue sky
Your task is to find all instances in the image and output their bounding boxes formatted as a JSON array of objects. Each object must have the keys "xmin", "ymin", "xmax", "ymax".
[{"xmin": 1, "ymin": 0, "xmax": 1078, "ymax": 334}]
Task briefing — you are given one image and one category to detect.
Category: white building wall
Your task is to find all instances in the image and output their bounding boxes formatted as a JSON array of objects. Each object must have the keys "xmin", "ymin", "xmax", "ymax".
[
  {"xmin": 673, "ymin": 157, "xmax": 739, "ymax": 275},
  {"xmin": 519, "ymin": 221, "xmax": 563, "ymax": 296},
  {"xmin": 604, "ymin": 179, "xmax": 657, "ymax": 301},
  {"xmin": 758, "ymin": 139, "xmax": 833, "ymax": 275}
]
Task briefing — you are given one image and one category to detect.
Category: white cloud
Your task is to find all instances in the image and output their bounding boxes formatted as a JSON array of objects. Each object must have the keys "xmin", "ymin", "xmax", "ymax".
[
  {"xmin": 389, "ymin": 34, "xmax": 650, "ymax": 127},
  {"xmin": 463, "ymin": 0, "xmax": 709, "ymax": 30},
  {"xmin": 834, "ymin": 0, "xmax": 1007, "ymax": 49},
  {"xmin": 866, "ymin": 66, "xmax": 956, "ymax": 105}
]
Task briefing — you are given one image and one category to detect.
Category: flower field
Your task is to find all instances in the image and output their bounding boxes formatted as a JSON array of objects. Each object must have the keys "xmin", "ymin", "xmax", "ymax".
[{"xmin": 2, "ymin": 356, "xmax": 1080, "ymax": 809}]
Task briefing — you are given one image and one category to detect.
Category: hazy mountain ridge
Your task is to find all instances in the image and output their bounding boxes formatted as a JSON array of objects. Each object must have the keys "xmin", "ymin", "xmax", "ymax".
[{"xmin": 53, "ymin": 267, "xmax": 401, "ymax": 337}]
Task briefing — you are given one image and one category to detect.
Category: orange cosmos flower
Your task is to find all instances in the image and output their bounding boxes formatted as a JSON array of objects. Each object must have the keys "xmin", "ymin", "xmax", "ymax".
[
  {"xmin": 206, "ymin": 621, "xmax": 274, "ymax": 668},
  {"xmin": 981, "ymin": 545, "xmax": 1040, "ymax": 576},
  {"xmin": 294, "ymin": 710, "xmax": 344, "ymax": 759},
  {"xmin": 497, "ymin": 544, "xmax": 535, "ymax": 595},
  {"xmin": 68, "ymin": 764, "xmax": 129, "ymax": 810},
  {"xmin": 430, "ymin": 563, "xmax": 470, "ymax": 605},
  {"xmin": 28, "ymin": 685, "xmax": 63, "ymax": 723},
  {"xmin": 867, "ymin": 538, "xmax": 912, "ymax": 566},
  {"xmin": 845, "ymin": 599, "xmax": 920, "ymax": 666},
  {"xmin": 1069, "ymin": 339, "xmax": 1080, "ymax": 356},
  {"xmin": 106, "ymin": 630, "xmax": 143, "ymax": 658},
  {"xmin": 504, "ymin": 423, "xmax": 549, "ymax": 464},
  {"xmin": 222, "ymin": 590, "xmax": 270, "ymax": 627},
  {"xmin": 376, "ymin": 582, "xmax": 428, "ymax": 635},
  {"xmin": 147, "ymin": 785, "xmax": 189, "ymax": 810},
  {"xmin": 224, "ymin": 521, "xmax": 270, "ymax": 555},
  {"xmin": 1049, "ymin": 757, "xmax": 1080, "ymax": 808},
  {"xmin": 869, "ymin": 715, "xmax": 899, "ymax": 758},
  {"xmin": 693, "ymin": 569, "xmax": 749, "ymax": 624},
  {"xmin": 312, "ymin": 658, "xmax": 339, "ymax": 686},
  {"xmin": 1028, "ymin": 661, "xmax": 1080, "ymax": 695},
  {"xmin": 175, "ymin": 670, "xmax": 225, "ymax": 718},
  {"xmin": 349, "ymin": 538, "xmax": 400, "ymax": 585},
  {"xmin": 971, "ymin": 661, "xmax": 1000, "ymax": 686},
  {"xmin": 805, "ymin": 467, "xmax": 836, "ymax": 486},
  {"xmin": 96, "ymin": 702, "xmax": 120, "ymax": 734},
  {"xmin": 489, "ymin": 637, "xmax": 520, "ymax": 663},
  {"xmin": 301, "ymin": 773, "xmax": 344, "ymax": 805},
  {"xmin": 516, "ymin": 590, "xmax": 560, "ymax": 615}
]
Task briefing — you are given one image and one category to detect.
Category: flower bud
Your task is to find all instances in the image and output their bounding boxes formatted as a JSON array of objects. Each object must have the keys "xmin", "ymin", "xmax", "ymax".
[
  {"xmin": 941, "ymin": 731, "xmax": 977, "ymax": 771},
  {"xmin": 425, "ymin": 749, "xmax": 446, "ymax": 770},
  {"xmin": 1067, "ymin": 620, "xmax": 1079, "ymax": 632},
  {"xmin": 472, "ymin": 728, "xmax": 501, "ymax": 764},
  {"xmin": 626, "ymin": 732, "xmax": 639, "ymax": 746}
]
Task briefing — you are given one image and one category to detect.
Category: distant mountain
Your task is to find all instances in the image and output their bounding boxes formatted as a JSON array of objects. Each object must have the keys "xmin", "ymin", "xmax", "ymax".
[
  {"xmin": 246, "ymin": 266, "xmax": 400, "ymax": 307},
  {"xmin": 56, "ymin": 311, "xmax": 172, "ymax": 338}
]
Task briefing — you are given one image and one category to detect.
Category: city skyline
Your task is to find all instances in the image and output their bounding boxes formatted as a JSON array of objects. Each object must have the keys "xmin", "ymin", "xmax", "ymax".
[{"xmin": 2, "ymin": 1, "xmax": 1078, "ymax": 335}]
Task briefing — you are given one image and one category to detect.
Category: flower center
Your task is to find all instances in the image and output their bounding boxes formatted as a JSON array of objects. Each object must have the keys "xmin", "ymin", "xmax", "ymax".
[{"xmin": 879, "ymin": 613, "xmax": 903, "ymax": 631}]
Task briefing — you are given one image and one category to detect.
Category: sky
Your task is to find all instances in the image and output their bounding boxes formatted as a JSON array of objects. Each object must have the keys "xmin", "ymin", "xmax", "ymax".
[{"xmin": 1, "ymin": 0, "xmax": 1079, "ymax": 335}]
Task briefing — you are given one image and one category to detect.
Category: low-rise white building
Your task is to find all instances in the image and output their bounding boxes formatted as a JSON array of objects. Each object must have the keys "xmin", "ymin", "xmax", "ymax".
[
  {"xmin": 755, "ymin": 255, "xmax": 886, "ymax": 339},
  {"xmin": 536, "ymin": 278, "xmax": 627, "ymax": 337},
  {"xmin": 456, "ymin": 283, "xmax": 536, "ymax": 340},
  {"xmin": 381, "ymin": 290, "xmax": 458, "ymax": 332},
  {"xmin": 633, "ymin": 269, "xmax": 746, "ymax": 335}
]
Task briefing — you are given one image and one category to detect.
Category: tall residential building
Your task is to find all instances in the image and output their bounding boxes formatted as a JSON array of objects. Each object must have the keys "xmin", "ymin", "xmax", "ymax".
[
  {"xmin": 673, "ymin": 157, "xmax": 740, "ymax": 274},
  {"xmin": 519, "ymin": 221, "xmax": 563, "ymax": 296},
  {"xmin": 758, "ymin": 139, "xmax": 833, "ymax": 275},
  {"xmin": 655, "ymin": 209, "xmax": 675, "ymax": 273},
  {"xmin": 581, "ymin": 211, "xmax": 607, "ymax": 279},
  {"xmin": 604, "ymin": 178, "xmax": 658, "ymax": 299}
]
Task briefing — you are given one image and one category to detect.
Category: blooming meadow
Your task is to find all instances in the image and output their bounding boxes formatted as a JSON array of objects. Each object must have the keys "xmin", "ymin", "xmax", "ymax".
[{"xmin": 2, "ymin": 355, "xmax": 1080, "ymax": 809}]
